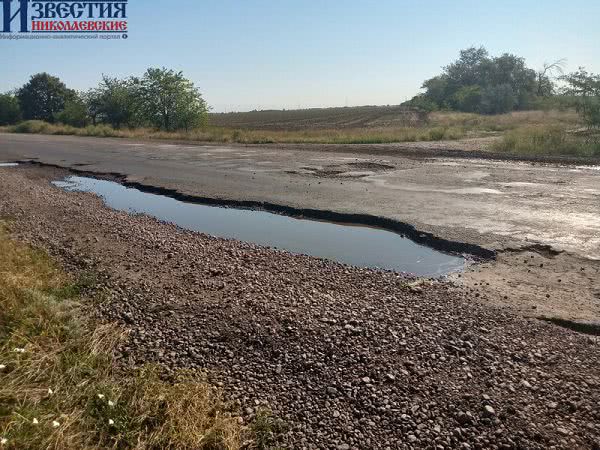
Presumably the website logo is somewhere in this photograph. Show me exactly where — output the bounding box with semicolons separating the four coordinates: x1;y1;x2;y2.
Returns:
1;0;128;39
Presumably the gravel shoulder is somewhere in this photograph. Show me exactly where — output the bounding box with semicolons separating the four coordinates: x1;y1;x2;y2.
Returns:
1;165;599;449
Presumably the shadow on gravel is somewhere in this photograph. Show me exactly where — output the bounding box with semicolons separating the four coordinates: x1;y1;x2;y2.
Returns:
540;317;600;336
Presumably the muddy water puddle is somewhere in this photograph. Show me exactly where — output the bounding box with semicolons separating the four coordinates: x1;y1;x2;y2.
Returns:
52;176;465;276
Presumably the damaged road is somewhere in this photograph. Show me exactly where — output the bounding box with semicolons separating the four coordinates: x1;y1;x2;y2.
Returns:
1;132;599;327
1;165;599;449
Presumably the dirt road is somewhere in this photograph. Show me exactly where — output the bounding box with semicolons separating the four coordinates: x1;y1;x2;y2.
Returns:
1;165;599;449
1;132;599;326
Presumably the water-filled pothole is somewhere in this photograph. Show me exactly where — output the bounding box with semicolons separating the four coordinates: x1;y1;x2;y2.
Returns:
0;162;19;167
52;176;466;276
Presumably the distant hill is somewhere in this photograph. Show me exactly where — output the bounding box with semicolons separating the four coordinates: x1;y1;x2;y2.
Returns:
208;105;425;130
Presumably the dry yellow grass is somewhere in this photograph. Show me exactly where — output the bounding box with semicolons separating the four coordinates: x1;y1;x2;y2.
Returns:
2;120;467;144
492;125;600;157
0;109;586;152
428;110;581;130
0;223;248;449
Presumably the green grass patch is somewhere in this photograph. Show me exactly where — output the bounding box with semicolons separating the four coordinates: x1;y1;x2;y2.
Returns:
492;126;600;157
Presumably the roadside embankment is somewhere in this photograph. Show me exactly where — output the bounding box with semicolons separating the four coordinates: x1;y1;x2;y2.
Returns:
1;165;599;449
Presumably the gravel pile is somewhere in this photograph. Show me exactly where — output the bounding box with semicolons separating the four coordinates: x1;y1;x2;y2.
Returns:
1;166;599;449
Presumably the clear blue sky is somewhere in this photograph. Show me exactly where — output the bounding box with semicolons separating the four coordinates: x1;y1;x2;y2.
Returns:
1;0;599;112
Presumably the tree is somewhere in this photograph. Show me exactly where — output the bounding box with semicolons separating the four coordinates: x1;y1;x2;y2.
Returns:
82;89;102;126
451;86;481;113
561;68;600;128
421;76;449;108
88;76;138;128
55;94;89;127
479;84;516;115
486;53;536;109
0;93;22;125
413;47;547;114
536;59;566;97
137;68;208;131
17;73;75;122
444;47;490;89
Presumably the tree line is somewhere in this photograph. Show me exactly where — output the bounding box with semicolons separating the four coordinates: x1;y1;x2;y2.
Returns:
0;68;209;131
405;47;600;125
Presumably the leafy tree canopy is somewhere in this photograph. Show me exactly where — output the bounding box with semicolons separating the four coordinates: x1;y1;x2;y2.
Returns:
561;68;600;128
136;68;209;131
86;75;138;128
17;73;75;122
406;47;556;115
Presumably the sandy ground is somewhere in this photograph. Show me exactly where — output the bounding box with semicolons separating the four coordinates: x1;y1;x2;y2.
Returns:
1;165;599;449
1;133;599;328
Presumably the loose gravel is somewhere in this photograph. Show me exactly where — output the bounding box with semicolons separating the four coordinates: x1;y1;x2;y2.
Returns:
1;166;599;449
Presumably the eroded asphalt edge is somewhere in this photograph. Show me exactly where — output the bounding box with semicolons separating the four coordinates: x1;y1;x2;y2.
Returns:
12;158;600;334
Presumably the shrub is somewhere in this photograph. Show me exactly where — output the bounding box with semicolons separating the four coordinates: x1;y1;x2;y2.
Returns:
0;94;21;125
55;98;89;127
13;120;51;134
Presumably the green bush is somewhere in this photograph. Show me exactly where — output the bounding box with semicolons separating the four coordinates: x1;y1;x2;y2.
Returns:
0;94;21;125
55;98;89;127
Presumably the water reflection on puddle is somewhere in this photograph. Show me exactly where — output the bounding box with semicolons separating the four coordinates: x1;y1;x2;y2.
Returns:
52;176;465;276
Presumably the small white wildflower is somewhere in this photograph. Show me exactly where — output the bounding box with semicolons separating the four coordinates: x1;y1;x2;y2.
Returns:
0;364;6;370
47;388;54;395
52;420;60;428
32;418;39;425
108;400;115;407
108;419;114;425
97;394;105;400
13;348;25;353
0;437;7;445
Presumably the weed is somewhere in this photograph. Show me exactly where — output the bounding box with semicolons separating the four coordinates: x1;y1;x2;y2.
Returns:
492;125;600;157
0;224;249;449
250;408;287;450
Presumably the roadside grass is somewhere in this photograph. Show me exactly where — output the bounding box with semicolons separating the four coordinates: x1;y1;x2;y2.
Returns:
492;125;600;157
1;110;592;156
218;125;467;144
0;223;249;449
428;110;580;132
1;120;467;144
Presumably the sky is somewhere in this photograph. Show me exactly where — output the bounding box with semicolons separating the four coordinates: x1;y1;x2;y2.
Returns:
1;0;599;112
